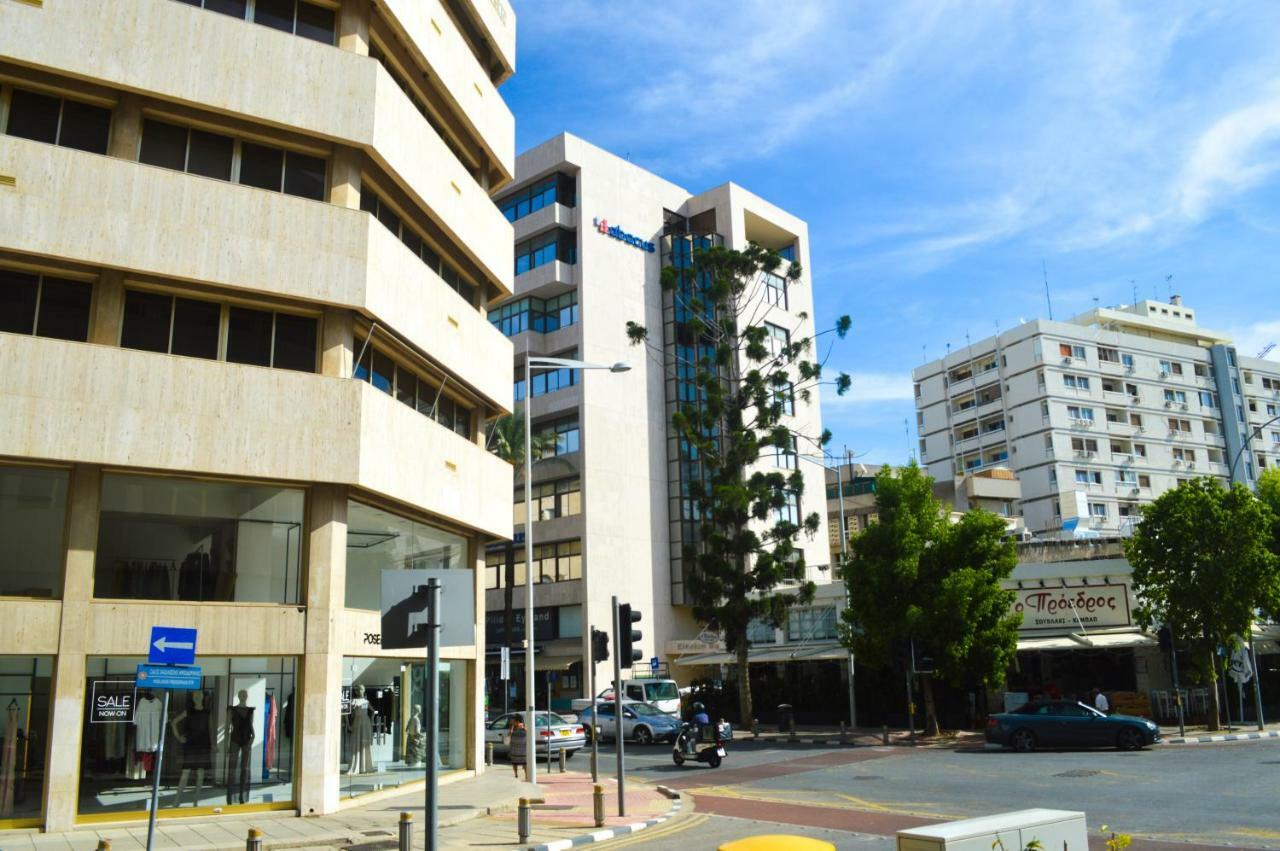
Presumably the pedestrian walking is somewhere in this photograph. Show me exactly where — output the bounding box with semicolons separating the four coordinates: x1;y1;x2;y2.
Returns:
507;717;528;779
1091;687;1109;714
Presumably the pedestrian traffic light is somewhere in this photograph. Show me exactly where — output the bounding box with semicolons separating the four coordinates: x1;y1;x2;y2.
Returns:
592;628;609;664
618;603;642;663
1157;625;1173;654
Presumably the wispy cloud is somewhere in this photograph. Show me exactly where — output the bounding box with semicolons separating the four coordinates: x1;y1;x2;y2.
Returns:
1223;319;1280;361
829;372;914;404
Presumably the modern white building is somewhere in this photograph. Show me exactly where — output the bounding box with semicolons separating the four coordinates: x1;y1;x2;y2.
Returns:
1;0;515;834
914;298;1280;537
485;134;831;711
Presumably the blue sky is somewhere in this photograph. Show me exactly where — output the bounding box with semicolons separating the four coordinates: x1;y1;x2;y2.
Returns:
503;1;1280;464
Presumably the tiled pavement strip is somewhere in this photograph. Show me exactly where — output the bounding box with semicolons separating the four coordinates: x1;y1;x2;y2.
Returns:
0;771;674;851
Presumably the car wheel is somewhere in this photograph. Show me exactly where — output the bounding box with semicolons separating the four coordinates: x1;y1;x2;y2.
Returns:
634;725;653;746
584;726;594;744
1116;728;1145;751
1011;729;1037;753
707;752;722;768
672;751;685;766
565;749;578;759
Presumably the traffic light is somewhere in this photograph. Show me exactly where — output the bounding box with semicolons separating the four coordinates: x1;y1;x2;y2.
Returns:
618;603;643;664
591;628;609;664
1157;626;1173;654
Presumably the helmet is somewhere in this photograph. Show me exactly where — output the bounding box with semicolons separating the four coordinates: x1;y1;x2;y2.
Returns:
691;702;705;713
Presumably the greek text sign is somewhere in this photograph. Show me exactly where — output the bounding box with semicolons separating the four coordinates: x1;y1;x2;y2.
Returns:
1013;583;1130;631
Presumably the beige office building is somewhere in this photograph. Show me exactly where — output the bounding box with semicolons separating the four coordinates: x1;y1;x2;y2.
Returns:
484;134;831;710
0;0;515;834
914;298;1280;537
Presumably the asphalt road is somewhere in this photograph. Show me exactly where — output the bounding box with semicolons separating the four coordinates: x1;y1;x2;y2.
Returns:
585;737;1280;850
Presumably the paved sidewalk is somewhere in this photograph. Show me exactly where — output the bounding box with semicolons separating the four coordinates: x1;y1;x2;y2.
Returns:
1160;720;1280;744
743;726;984;749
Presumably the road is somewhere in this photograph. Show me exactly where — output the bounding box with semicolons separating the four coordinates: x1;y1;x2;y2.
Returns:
586;737;1280;850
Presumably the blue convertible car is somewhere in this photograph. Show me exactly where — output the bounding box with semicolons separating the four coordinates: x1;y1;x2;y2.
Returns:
986;700;1161;751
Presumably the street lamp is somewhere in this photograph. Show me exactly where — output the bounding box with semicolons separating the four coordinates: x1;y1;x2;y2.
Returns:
1228;413;1280;486
522;354;629;782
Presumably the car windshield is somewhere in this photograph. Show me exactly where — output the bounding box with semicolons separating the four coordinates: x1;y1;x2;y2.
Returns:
629;703;663;716
534;714;566;727
646;682;679;700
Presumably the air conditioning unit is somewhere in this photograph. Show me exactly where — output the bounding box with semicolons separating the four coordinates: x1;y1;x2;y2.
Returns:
1062;356;1073;364
1180;403;1189;410
1125;365;1135;374
1186;462;1197;469
1130;396;1141;404
1130;487;1141;495
1163;400;1173;408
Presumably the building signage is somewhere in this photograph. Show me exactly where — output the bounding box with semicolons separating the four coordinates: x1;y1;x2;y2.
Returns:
485;607;557;643
593;218;655;253
90;680;136;724
135;664;203;690
1013;583;1131;632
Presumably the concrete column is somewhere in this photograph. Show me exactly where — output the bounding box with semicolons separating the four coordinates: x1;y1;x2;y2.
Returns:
298;484;348;816
107;93;143;160
321;309;354;379
43;465;101;832
337;0;370;56
89;270;125;346
328;145;362;210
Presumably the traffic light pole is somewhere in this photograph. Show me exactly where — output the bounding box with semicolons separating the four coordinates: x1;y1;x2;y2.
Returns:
588;628;598;783
1167;629;1185;737
612;597;626;816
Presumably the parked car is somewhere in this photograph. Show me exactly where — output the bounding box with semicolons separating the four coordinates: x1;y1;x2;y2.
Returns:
485;711;586;757
986;700;1161;752
577;700;682;745
571;678;682;715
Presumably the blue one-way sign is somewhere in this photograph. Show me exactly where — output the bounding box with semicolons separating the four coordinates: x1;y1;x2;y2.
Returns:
148;626;197;665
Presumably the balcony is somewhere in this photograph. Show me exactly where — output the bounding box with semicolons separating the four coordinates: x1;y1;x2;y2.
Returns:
457;0;517;80
515;260;576;297
0;137;511;408
2;0;513;289
513;202;578;242
961;470;1022;502
0;334;513;539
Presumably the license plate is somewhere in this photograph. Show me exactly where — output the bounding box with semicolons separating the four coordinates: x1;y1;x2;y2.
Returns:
715;747;725;757
559;730;570;736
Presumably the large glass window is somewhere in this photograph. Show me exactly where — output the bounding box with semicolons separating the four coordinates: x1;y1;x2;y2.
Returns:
786;607;837;641
483;540;580;587
340;657;467;799
78;656;296;816
0;656;53;826
4;87;110;155
139;119;326;201
0;269;92;342
345;501;467;610
360;190;478;304
488;291;579;337
0;465;68;598
94;475;304;604
354;345;474;439
513;477;581;526
535;416;580;457
515;352;578;402
173;0;334;43
497;173;576;222
514;229;575;275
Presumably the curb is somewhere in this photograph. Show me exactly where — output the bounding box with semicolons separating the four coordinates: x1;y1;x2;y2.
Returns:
524;785;684;851
1162;730;1280;745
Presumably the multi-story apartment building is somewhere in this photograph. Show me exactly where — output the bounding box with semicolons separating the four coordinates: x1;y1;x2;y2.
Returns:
0;0;515;833
824;462;883;564
914;298;1280;537
485;134;830;710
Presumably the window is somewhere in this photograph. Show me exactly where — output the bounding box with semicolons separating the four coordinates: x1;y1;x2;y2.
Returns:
1075;469;1102;485
0;465;69;597
1116;470;1137;485
95;474;304;603
1129;413;1143;427
1138;474;1151;487
1063;374;1090;390
1163;389;1187;404
515;354;578;401
1059;343;1086;359
355;346;473;438
1070;437;1099;452
774;491;801;525
345;499;465;609
1066;405;1094;421
775;435;798;469
747;619;776;645
515;229;576;274
1269;404;1278;417
488;291;578;336
514;477;582;525
1167;418;1192;433
536;416;580;457
174;0;335;43
1134;443;1147;457
1125;383;1139;396
1199;391;1218;408
497;173;575;222
777;243;798;262
139;119;326;200
787;607;837;641
764;322;790;357
218;305;317;371
360;190;478;304
531;540;582;583
1121;353;1135;369
120;290;220;360
1088;502;1108;518
1272;432;1280;445
0;268;92;341
775;382;796;416
1173;447;1197;462
4;87;111;154
764;272;788;308
1158;360;1183;376
1097;346;1119;363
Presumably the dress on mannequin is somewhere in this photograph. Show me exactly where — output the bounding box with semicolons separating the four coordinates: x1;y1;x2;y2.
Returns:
171;692;212;807
226;691;255;805
347;685;374;775
404;705;424;766
1;700;18;817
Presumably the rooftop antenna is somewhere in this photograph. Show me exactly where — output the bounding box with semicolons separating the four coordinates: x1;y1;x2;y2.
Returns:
1259;343;1277;359
904;418;913;461
1129;279;1137;305
1165;274;1173;300
922;344;927;363
1041;260;1054;320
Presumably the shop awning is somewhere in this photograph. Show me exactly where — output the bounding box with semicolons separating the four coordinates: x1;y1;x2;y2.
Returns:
674;643;848;666
534;655;579;671
1017;629;1155;651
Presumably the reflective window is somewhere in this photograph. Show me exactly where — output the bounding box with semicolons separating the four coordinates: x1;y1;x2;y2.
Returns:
4;87;110;155
535;416;580;457
361;190;478;303
174;0;333;43
227;306;317;371
488;291;578;337
0;269;91;341
514;229;575;275
489;540;581;586
513;477;581;526
344;501;467;610
497;173;576;222
0;656;53;826
354;345;473;439
78;656;296;816
94;474;305;603
0;465;68;598
340;657;467;798
120;291;219;360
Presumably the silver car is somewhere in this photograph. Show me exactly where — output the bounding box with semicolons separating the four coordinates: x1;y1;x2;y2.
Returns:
484;711;586;757
577;701;682;745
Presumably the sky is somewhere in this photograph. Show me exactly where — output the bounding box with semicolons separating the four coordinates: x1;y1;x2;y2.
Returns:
502;1;1280;465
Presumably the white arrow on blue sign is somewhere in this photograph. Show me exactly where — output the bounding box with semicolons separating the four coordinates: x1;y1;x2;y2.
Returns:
148;626;197;665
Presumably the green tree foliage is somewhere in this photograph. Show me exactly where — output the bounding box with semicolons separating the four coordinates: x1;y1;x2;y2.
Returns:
627;243;851;726
840;463;1020;735
1124;477;1279;730
1258;468;1280;573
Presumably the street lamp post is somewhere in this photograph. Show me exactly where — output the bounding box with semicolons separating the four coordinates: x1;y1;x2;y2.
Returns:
1228;413;1280;486
522;354;630;782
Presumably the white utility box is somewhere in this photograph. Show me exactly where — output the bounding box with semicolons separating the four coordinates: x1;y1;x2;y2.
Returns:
898;809;1087;851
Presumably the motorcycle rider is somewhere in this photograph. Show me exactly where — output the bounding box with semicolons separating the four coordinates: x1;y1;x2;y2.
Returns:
684;701;710;754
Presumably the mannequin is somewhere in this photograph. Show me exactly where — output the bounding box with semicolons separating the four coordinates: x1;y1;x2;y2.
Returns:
346;685;374;775
170;691;212;806
404;705;424;767
1;699;18;817
226;690;255;805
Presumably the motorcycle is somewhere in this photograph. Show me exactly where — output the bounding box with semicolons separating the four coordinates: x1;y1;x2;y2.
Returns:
671;721;728;768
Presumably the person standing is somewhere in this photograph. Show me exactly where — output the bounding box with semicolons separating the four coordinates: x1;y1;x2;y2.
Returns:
507;717;527;780
1092;688;1110;714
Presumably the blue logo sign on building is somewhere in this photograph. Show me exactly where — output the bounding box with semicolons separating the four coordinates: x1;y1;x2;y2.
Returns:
148;626;197;665
593;218;655;253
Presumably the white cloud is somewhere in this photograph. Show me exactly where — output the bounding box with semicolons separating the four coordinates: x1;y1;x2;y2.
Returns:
829;372;915;404
1176;91;1280;221
1223;319;1280;360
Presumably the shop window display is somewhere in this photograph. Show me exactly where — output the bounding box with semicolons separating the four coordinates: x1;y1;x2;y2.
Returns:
0;465;68;598
340;657;466;799
344;500;466;610
94;475;304;604
78;657;296;816
0;657;52;827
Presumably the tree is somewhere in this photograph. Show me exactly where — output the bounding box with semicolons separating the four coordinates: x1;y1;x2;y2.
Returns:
1124;477;1279;731
626;242;850;726
487;413;558;670
839;463;1020;736
1258;468;1280;569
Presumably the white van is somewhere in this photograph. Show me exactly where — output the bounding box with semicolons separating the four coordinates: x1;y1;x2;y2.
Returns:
570;678;682;715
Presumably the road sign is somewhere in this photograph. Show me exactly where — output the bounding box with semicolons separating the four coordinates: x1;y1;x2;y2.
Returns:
514;531;526;544
135;664;202;690
500;645;510;680
650;656;660;673
380;569;474;649
1228;646;1254;683
148;626;197;665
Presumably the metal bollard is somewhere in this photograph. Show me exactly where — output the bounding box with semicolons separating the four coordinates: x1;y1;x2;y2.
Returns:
752;718;760;739
558;747;567;773
517;797;544;844
593;784;605;827
246;827;264;851
399;811;413;851
839;722;848;744
882;725;889;745
486;742;494;766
